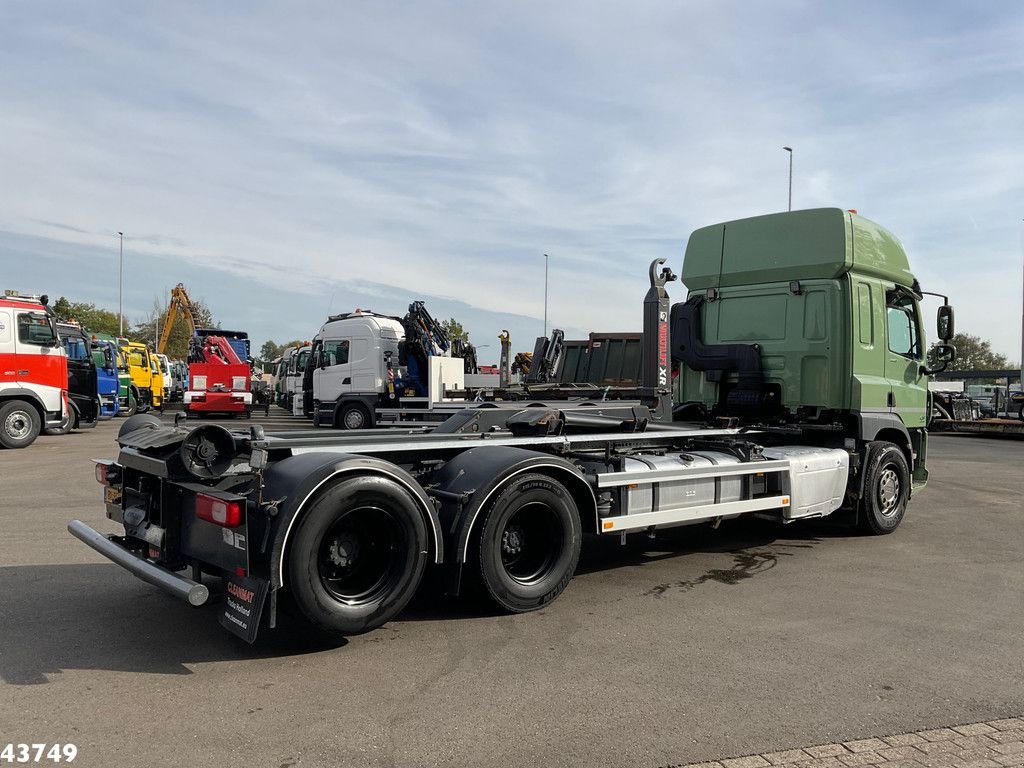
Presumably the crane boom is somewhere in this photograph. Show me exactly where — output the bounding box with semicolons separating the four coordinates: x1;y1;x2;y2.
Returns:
157;283;197;354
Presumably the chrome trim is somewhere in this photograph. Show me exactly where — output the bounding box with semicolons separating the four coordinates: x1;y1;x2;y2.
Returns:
595;459;791;488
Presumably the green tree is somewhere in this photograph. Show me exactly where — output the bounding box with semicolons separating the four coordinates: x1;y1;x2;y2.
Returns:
440;318;469;344
51;297;122;336
929;333;1014;372
259;340;283;362
131;292;216;360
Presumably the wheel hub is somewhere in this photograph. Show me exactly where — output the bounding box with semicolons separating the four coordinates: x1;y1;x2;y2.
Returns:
328;534;360;569
5;411;30;440
502;526;524;557
878;467;901;517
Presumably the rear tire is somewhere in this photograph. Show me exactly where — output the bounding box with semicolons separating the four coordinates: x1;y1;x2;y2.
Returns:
858;442;910;535
0;401;41;449
476;473;582;613
287;476;429;636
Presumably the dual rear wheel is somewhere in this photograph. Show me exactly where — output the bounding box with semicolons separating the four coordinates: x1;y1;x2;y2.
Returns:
286;472;583;636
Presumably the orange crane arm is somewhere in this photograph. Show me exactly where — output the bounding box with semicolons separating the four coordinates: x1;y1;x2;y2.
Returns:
157;283;198;354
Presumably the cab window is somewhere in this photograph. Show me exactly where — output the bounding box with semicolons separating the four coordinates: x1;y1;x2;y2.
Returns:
17;312;56;347
886;292;920;359
62;336;89;361
129;350;147;368
323;340;350;366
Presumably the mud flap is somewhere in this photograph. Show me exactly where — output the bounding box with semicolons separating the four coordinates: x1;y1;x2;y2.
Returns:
219;573;270;643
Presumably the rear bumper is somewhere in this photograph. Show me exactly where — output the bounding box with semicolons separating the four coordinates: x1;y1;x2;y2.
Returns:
67;520;210;606
185;391;252;410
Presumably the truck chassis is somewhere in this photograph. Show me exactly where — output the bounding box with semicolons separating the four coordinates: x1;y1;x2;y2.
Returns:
68;408;895;643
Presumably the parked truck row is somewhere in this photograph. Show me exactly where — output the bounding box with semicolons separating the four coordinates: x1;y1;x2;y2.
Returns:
70;208;957;644
0;283;259;448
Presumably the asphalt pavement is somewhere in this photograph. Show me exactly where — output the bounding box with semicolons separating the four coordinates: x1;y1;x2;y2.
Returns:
1;415;1022;768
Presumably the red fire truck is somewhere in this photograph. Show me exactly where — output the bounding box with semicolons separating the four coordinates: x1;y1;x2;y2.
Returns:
184;335;252;418
0;291;69;448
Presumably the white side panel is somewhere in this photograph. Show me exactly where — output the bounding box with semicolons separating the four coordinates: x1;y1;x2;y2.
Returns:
762;446;849;519
428;357;465;404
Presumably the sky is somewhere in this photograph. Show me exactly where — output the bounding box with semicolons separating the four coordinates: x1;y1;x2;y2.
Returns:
2;1;1023;364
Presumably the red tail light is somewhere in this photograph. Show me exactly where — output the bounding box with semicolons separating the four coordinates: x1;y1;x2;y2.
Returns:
195;493;243;527
94;461;119;486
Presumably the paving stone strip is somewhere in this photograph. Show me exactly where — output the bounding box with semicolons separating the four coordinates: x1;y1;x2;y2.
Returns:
661;718;1024;768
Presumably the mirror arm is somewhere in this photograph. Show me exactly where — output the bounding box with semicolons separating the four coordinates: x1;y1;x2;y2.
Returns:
921;361;949;376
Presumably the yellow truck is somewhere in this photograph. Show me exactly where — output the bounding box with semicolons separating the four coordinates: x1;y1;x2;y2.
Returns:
119;340;161;411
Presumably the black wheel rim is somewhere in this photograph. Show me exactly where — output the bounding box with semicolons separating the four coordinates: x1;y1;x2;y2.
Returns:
499;501;563;586
317;506;405;605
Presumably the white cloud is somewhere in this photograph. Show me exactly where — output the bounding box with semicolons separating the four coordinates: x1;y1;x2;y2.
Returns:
1;0;1022;359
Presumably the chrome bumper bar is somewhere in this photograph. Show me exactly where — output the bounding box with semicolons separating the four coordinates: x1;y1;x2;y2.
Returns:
67;520;209;607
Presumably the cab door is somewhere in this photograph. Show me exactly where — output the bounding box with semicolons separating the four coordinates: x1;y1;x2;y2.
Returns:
62;332;98;423
884;289;927;429
314;339;353;404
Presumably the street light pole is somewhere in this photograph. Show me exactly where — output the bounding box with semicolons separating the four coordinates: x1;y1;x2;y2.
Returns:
118;231;124;336
1019;218;1023;395
783;147;793;211
543;253;549;337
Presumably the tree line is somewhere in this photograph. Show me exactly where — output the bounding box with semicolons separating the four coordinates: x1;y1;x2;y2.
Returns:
929;333;1019;373
51;290;216;361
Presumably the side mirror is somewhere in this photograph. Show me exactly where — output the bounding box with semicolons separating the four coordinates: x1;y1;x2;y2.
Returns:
937;305;954;341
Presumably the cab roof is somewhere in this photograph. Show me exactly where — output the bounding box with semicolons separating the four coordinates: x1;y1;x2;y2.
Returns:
682;208;916;290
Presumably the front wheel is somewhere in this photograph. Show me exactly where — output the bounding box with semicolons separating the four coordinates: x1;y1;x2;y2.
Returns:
858;442;911;535
0;401;41;449
337;403;370;430
287;476;429;636
475;473;582;613
122;392;138;417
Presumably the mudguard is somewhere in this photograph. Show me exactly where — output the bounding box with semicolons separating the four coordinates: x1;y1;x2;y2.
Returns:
262;452;443;589
426;445;597;572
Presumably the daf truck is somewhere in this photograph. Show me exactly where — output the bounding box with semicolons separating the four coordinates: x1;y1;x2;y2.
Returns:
90;337;120;418
53;322;100;432
70;208;954;642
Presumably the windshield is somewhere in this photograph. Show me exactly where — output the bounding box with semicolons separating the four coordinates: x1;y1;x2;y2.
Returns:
61;334;90;361
17;312;56;347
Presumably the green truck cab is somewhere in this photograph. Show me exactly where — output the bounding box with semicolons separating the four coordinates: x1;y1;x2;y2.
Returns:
673;208;954;517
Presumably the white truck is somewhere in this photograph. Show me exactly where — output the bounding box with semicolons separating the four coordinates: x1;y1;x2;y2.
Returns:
306;310;467;429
